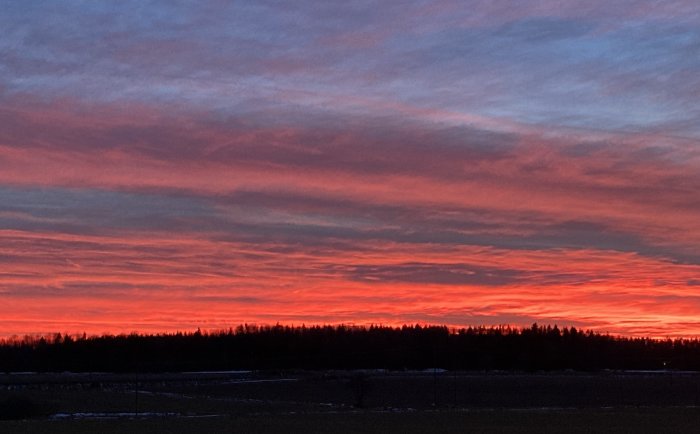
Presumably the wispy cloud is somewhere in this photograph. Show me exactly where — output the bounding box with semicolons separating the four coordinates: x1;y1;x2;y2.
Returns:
1;1;699;336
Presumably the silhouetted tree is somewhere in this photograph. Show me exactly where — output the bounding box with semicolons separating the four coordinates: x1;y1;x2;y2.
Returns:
2;324;700;373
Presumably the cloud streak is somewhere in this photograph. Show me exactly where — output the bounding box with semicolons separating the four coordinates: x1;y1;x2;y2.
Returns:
1;1;699;337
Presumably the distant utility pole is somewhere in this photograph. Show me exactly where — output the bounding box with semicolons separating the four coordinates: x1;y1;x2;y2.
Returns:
453;365;457;407
433;343;438;407
135;371;139;417
134;353;139;418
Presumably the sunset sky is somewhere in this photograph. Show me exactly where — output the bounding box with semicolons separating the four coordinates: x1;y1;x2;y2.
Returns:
2;1;700;337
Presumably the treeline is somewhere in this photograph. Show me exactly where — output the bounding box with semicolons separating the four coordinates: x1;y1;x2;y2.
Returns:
2;324;700;373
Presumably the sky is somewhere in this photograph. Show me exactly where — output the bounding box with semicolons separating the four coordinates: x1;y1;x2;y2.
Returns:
2;1;700;337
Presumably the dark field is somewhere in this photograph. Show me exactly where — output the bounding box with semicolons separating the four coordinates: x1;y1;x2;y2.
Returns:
3;370;700;433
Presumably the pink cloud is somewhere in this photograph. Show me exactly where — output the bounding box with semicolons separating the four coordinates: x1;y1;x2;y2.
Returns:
2;97;700;337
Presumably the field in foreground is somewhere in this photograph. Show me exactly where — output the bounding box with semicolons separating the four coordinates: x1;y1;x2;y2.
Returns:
3;371;700;433
5;408;700;434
